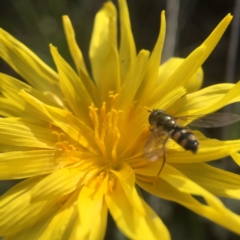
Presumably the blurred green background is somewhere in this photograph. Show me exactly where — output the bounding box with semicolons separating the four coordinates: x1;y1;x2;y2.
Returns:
0;0;240;239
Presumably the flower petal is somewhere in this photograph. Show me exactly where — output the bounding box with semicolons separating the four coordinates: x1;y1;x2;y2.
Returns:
118;0;136;80
0;73;61;106
0;74;41;118
132;136;240;172
106;163;170;240
30;168;82;200
137;11;166;104
0;29;62;96
89;2;120;100
0;143;34;152
31;166;101;201
0;177;58;235
0;97;27;118
3;208;60;240
62;16;99;102
157;57;203;93
62;16;89;78
138;169;240;235
172;162;240;200
18;90;98;154
50;45;94;121
117;50;150;110
0;73;67;119
165;138;240;164
231;152;240;166
0;150;71;179
111;163;146;215
147;11;166;86
151;86;186;111
172;81;240;117
149;46;206;106
71;176;108;240
0;118;55;149
150;14;232;105
34;191;79;240
162;165;240;234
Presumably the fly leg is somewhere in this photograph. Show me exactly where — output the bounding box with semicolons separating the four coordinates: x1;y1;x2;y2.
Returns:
157;136;169;177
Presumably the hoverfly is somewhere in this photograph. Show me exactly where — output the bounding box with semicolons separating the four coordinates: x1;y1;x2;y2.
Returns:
143;109;240;176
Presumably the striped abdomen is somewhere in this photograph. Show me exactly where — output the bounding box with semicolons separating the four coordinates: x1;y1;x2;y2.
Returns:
169;127;198;153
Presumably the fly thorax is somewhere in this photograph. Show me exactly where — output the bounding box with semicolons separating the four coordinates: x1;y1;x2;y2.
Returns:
162;119;177;131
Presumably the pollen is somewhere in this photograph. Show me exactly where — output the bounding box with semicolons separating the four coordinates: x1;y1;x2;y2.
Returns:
89;94;122;166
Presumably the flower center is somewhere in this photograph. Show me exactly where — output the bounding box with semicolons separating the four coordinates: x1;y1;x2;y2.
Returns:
89;93;122;165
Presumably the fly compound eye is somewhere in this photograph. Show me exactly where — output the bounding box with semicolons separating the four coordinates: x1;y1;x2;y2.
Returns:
148;111;154;124
148;110;160;125
148;110;164;125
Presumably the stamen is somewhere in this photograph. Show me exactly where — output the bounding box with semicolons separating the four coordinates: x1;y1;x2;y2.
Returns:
55;141;70;150
107;111;113;133
89;105;99;132
109;93;119;110
100;112;111;141
89;105;108;159
68;144;76;151
100;102;106;121
88;94;122;165
52;131;65;142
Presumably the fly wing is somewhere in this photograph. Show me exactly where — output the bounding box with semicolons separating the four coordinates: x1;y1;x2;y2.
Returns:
143;131;164;161
191;112;240;128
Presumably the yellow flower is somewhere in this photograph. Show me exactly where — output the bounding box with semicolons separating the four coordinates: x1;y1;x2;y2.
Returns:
1;0;240;239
